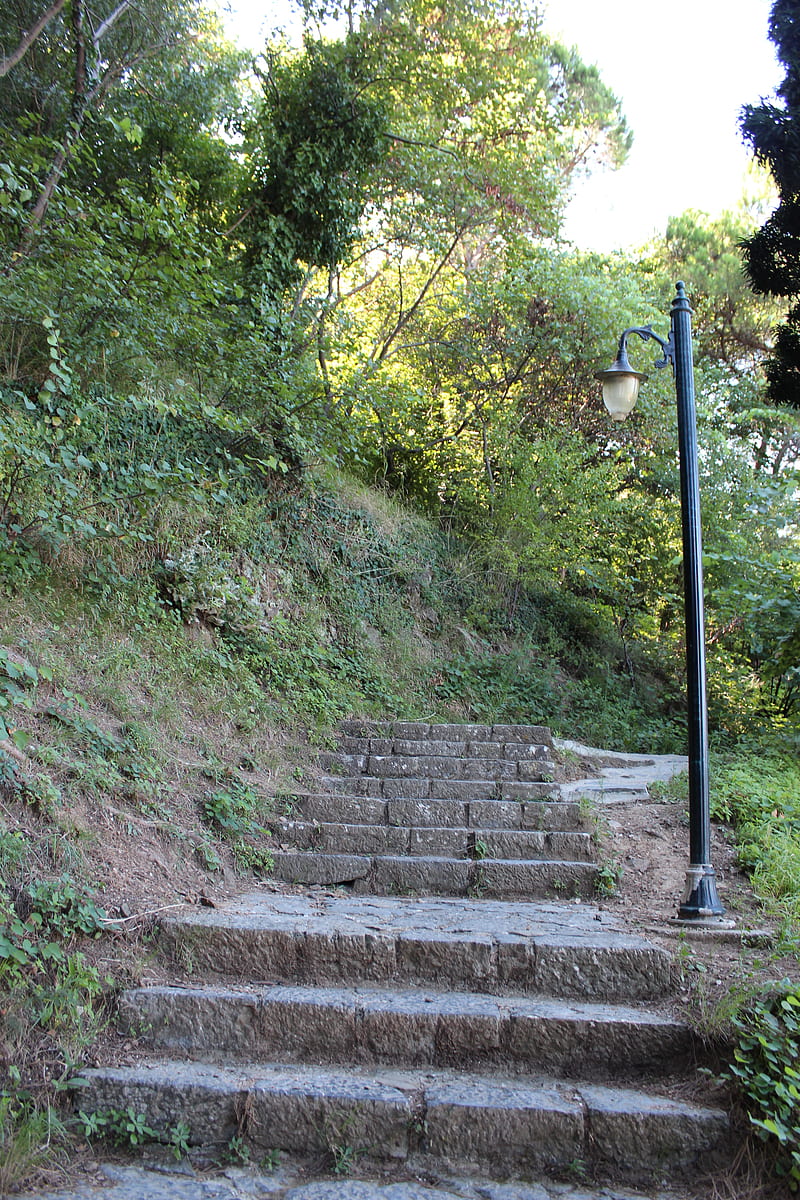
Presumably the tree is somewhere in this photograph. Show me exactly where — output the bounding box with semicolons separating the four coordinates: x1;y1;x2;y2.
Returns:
0;0;215;259
741;0;800;406
240;35;389;293
253;0;632;475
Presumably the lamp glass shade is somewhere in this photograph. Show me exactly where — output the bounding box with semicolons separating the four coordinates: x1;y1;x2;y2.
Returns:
601;371;641;421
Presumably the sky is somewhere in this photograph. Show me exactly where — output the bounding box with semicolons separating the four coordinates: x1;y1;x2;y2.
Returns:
544;0;783;250
220;0;784;252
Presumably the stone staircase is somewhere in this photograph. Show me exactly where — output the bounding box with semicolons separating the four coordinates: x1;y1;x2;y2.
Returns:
269;722;595;899
79;721;729;1191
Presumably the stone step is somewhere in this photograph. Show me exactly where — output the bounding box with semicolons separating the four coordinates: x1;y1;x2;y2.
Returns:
268;850;599;899
318;753;556;783
561;778;650;805
272;820;595;862
285;793;586;831
338;721;555;747
335;739;553;762
159;893;672;1001
320;776;561;802
119;982;694;1078
78;1058;728;1182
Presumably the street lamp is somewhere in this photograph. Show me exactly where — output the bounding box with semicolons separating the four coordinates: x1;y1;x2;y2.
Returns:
595;281;725;921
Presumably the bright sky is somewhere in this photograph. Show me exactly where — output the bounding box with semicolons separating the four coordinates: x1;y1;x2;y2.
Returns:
220;0;784;252
545;0;782;251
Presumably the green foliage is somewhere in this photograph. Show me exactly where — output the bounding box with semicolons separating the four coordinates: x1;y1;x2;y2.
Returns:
0;1094;68;1195
0;645;49;750
201;780;274;875
77;1106;190;1158
244;35;388;287
594;858;623;898
740;0;800;407
710;754;800;925
0;852;111;1186
220;1133;251;1165
721;985;800;1189
202;781;266;839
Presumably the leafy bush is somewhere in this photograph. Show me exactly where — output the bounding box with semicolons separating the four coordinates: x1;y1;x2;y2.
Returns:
722;985;800;1189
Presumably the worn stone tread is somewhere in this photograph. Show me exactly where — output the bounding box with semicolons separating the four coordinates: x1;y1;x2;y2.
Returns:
271;820;594;862
159;893;671;1000
284;795;585;831
337;722;555;746
19;1160;697;1200
120;982;694;1075
22;1161;693;1200
336;738;553;762
79;1058;727;1178
320;777;562;802
268;850;599;898
318;753;556;783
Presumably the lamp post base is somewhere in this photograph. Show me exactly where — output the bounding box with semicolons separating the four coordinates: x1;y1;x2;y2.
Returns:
678;863;725;920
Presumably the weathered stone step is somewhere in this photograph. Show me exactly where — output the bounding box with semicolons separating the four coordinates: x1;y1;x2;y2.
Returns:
120;982;694;1078
318;753;556;783
562;778;650;805
335;741;553;765
79;1058;727;1182
338;721;555;747
320;776;560;802
159;893;671;1001
286;793;585;831
269;850;598;899
273;820;594;862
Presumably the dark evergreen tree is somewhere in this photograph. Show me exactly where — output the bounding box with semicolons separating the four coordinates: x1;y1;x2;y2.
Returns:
741;0;800;406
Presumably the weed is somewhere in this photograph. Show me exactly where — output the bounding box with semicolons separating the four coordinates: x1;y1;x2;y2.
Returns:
0;645;51;749
595;858;623;898
25;874;108;939
469;836;489;861
76;1107;190;1159
331;1142;363;1175
320;1113;367;1176
200;779;274;875
166;1120;191;1161
221;1133;251;1165
231;842;274;874
674;934;709;987
195;839;222;872
649;771;689;805
467;866;488;898
260;1148;281;1171
577;794;598;826
0;1096;68;1195
201;781;267;840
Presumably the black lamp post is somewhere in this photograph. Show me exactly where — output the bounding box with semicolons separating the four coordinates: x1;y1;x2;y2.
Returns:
595;281;724;921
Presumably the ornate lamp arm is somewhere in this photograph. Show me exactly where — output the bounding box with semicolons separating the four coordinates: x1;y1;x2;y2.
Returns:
614;325;674;372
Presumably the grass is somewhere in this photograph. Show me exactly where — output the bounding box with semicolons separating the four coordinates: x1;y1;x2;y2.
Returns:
711;752;800;933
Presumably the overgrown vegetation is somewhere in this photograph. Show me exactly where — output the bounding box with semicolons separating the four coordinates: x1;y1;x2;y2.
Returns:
722;983;800;1191
0;0;799;1191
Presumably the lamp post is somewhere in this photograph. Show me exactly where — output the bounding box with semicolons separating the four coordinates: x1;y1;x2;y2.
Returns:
595;281;724;921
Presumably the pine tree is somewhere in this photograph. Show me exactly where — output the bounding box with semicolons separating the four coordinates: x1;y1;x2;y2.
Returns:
741;0;800;406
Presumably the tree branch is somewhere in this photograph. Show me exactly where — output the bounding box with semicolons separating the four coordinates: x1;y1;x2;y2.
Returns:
375;223;470;364
91;0;135;47
0;0;67;78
